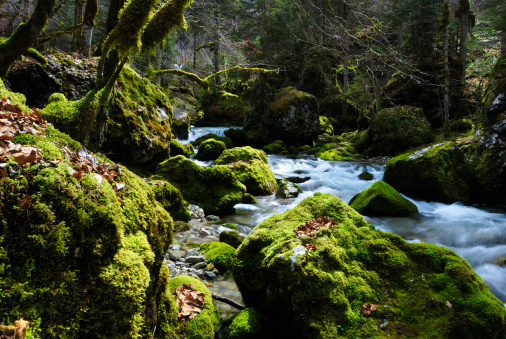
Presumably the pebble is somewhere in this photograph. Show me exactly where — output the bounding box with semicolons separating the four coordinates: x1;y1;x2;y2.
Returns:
199;228;211;237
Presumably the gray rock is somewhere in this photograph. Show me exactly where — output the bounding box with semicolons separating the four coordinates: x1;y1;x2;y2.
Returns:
169;250;185;262
192;262;207;270
199;228;211;237
175;261;189;267
206;215;220;221
185;255;206;264
205;271;217;280
275;179;301;198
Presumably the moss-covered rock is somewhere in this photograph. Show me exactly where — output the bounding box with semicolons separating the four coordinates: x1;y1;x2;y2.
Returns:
224;128;248;147
215;147;277;195
172;108;191;139
384;142;475;204
275;179;301;198
234;193;506;338
317;116;334;135
319;94;361;132
156;155;246;215
191;133;234;149
199;241;236;272
262;140;286;154
450;118;474;133
244;87;319;146
228;308;266;339
468;56;506;206
195;138;227;161
314;141;357;161
150;180;190;221
219;230;245;249
170;138;194;158
300;46;337;98
202;90;247;125
358;171;373;181
349;181;418;216
241;193;257;204
165;275;220;339
369;106;434;156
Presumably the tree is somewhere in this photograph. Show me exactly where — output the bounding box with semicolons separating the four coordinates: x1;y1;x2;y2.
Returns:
80;0;99;57
457;0;473;82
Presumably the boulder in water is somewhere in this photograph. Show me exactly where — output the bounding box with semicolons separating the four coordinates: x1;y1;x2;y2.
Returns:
195;138;227;161
215;146;277;195
224;128;248;147
170;139;194;158
234;193;506;338
349;181;418;216
191;133;234;148
262;140;287;154
384;142;475;204
358;171;373;181
202;90;247;125
156;155;246;215
172;108;191;139
275;179;301;199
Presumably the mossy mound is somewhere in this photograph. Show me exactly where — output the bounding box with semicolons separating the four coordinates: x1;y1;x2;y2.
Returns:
156;155;246;215
219;231;245;249
468;56;506;206
195;138;227;161
228;308;266;339
202;90;247;125
358;171;373;181
215;146;277;195
349;181;418;216
244;87;319;146
450;118;474;133
275;179;301;198
242;193;257;204
0;79;30;112
199;242;236;272
150;180;190;221
369;106;434;156
0;162;174;337
191;133;234;149
262;140;286;154
314;141;357;161
165;275;220;339
170;138;194;158
224;128;248;147
234;193;506;338
384;142;475;204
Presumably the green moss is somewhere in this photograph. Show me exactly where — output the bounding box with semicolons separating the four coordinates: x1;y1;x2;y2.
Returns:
349;181;418;216
156;155;246;215
219;231;245;249
224;223;238;230
165;275;220;339
0;79;30;113
242;193;257;204
200;241;236;272
191;133;233;148
275;179;300;199
202;90;247;125
24;47;48;66
150;180;190;222
195;138;227;161
262;140;286;154
229;308;265;338
234;193;506;338
358;171;373;181
318;116;334;135
215;146;277;195
170;139;194;158
47;92;67;104
314;149;353;161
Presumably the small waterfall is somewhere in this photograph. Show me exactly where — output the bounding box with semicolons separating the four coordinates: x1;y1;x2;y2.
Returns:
179;126;241;143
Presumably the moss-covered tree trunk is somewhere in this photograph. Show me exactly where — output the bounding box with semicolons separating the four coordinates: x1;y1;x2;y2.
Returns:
0;0;56;78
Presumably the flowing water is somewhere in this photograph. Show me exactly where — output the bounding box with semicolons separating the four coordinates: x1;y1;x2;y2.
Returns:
178;128;506;307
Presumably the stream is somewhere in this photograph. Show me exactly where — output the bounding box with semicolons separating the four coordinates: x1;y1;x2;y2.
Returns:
180;127;506;309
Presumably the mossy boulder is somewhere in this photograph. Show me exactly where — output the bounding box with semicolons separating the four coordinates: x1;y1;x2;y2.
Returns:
191;133;234;149
202;90;247;125
384;142;475;204
219;230;245;249
199;242;236;272
262;140;286;154
349;181;418;216
314;141;357;161
170;138;194;158
156;155;246;215
228;308;266;339
234;193;506;338
224;128;248;147
172;108;191;139
468;56;506;206
150;180;191;221
166;275;220;338
275;179;301;198
300;46;337;98
317;116;334;135
369;106;434;156
242;193;257;204
215;147;277;195
358;171;373;181
319;94;361;132
244;87;319;146
195;138;227;161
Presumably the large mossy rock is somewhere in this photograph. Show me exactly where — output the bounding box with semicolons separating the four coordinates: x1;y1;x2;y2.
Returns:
195;138;227;161
172;108;191;139
150;180;191;221
166;275;221;338
156;155;246;215
349;181;418;216
384;142;475;204
468;56;506;206
369;106;434;155
170;139;194;158
202;90;247;125
191;133;234;149
244;87;319;146
215;146;277;195
234;193;506;338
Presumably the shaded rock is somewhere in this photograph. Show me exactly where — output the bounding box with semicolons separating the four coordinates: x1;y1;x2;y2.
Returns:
234;193;506;338
275;179;301;199
369;105;434;156
169;139;194;158
384;142;475;204
358;171;373;181
172;108;190;139
186;256;206;264
202;90;247;125
450;118;474;133
150;180;191;222
262;140;286;154
191;133;234;148
219;230;245;249
215;146;277;195
156;156;246;215
241;193;257;204
349;181;418;216
225;128;248;147
228;308;266;339
195;138;227;161
286;176;311;184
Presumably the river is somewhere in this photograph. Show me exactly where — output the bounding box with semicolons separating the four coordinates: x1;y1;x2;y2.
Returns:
181;127;506;307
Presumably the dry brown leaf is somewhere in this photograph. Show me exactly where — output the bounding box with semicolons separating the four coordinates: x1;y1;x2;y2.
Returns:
174;283;206;321
360;303;377;316
303;243;318;251
0;166;6;178
294;216;337;238
19;194;32;209
14;318;29;339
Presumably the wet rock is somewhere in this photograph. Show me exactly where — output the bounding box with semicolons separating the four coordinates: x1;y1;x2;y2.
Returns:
205;271;217;280
185;256;206;264
275;179;301;199
199;228;211;237
169;250;185;262
172;108;191;139
286;176;311;184
358;171;373;181
219;230;245;249
206;215;220;221
192;262;207;270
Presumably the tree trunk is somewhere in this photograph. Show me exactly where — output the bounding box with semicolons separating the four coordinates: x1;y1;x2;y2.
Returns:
0;0;56;79
502;29;506;57
212;11;221;87
443;0;450;137
458;0;470;82
73;0;84;51
155;43;162;84
79;0;97;57
342;3;350;120
80;24;93;57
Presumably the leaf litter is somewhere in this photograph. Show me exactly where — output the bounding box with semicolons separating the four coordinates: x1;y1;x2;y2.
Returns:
294;216;337;238
174;283;206;321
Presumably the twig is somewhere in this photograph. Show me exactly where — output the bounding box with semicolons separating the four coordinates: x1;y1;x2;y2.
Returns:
211;293;245;310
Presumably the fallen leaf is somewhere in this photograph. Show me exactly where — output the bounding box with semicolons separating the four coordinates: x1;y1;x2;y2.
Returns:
295;216;337;238
19;194;32;209
360;303;377;316
174;283;206;321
